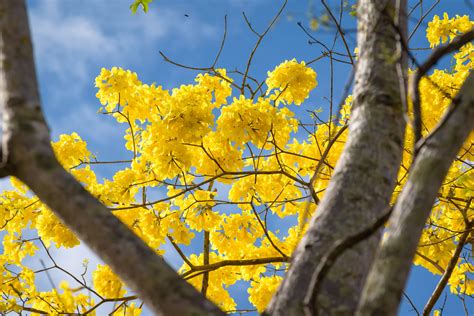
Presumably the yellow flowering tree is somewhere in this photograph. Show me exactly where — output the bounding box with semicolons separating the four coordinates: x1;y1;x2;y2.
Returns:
0;1;473;315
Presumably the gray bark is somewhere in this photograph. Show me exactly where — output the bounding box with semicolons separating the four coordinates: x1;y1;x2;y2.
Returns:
0;1;223;315
356;71;474;316
266;1;407;315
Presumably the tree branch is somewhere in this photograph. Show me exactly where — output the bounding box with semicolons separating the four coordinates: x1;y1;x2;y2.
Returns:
266;1;407;314
0;2;223;315
422;199;473;316
357;72;474;316
412;30;474;154
181;256;289;279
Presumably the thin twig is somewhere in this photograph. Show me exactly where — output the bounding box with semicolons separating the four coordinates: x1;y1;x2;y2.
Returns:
321;0;354;65
422;200;473;316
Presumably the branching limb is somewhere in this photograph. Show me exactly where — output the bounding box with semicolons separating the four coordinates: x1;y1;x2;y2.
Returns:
0;2;224;315
320;0;354;65
357;72;474;316
241;0;288;95
411;30;474;155
181;256;289;279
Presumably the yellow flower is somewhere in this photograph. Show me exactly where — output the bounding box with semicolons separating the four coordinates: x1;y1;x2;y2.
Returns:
426;14;474;47
248;275;282;312
36;206;80;248
310;18;319;30
92;264;126;298
266;59;317;105
52;133;91;169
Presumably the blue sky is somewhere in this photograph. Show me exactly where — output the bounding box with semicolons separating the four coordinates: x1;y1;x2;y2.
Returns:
8;0;472;314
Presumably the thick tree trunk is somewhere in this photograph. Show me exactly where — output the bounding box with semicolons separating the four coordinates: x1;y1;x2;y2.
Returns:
0;1;223;315
357;71;474;316
266;1;407;315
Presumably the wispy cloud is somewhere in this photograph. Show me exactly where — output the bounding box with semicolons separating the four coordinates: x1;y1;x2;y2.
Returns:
30;13;117;83
27;0;218;158
29;0;217;83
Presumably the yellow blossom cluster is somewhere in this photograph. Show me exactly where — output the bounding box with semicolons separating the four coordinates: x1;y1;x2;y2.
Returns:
0;14;472;315
266;59;318;105
426;13;474;47
93;264;126;298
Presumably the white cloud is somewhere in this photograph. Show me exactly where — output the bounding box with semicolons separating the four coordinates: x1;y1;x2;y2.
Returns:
32;18;115;84
29;3;117;88
48;243;100;281
23;239;100;293
29;0;217;85
27;0;219;145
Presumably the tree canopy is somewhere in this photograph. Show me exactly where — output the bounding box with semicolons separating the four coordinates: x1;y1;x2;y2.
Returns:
0;1;473;315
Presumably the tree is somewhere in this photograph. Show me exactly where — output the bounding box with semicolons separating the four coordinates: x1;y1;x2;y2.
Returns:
0;0;472;315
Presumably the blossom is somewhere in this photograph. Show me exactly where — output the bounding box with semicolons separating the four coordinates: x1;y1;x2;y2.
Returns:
266;59;317;105
426;13;473;47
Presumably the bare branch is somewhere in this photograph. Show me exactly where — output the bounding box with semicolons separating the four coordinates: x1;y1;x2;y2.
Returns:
182;256;289;279
0;2;223;315
320;0;355;65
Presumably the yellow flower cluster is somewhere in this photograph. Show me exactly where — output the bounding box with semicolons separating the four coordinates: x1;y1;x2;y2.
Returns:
52;132;91;169
0;14;472;314
266;59;318;105
426;13;474;47
217;96;297;148
93;264;126;298
248;275;282;312
36;206;80;248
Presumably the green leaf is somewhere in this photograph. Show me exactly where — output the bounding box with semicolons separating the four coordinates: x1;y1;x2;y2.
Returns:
130;0;154;14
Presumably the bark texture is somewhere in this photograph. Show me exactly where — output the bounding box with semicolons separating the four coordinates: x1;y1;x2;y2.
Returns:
356;71;474;316
266;1;407;315
0;1;223;315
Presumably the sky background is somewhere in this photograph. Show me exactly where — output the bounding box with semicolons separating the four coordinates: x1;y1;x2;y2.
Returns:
1;0;470;314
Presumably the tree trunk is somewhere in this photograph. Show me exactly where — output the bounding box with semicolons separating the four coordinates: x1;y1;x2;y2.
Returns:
266;1;407;315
